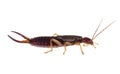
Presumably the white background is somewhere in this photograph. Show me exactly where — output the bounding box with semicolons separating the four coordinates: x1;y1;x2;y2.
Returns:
0;0;120;74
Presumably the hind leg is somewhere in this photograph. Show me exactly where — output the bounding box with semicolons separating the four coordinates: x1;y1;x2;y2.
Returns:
44;38;62;54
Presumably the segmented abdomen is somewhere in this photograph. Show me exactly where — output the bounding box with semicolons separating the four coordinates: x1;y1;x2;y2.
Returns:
29;37;63;47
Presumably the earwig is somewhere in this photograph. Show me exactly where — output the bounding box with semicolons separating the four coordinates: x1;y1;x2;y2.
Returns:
8;20;115;55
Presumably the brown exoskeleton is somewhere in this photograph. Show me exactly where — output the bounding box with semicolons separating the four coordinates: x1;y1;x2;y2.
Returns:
8;20;115;55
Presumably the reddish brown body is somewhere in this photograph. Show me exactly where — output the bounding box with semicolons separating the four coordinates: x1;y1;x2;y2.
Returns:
29;37;64;47
8;20;114;55
8;31;88;54
8;31;84;47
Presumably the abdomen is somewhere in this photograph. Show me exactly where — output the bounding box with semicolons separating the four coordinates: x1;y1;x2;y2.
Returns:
29;37;64;47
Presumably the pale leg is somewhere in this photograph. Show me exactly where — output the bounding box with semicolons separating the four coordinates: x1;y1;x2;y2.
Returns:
63;42;72;55
79;44;84;55
44;38;62;54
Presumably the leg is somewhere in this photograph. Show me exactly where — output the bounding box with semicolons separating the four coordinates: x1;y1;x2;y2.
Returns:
63;42;72;55
75;42;84;55
79;43;84;55
53;33;59;37
44;38;62;54
44;39;53;53
93;44;96;48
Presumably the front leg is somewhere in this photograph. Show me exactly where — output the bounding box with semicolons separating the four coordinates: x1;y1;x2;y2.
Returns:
75;42;84;55
79;43;84;55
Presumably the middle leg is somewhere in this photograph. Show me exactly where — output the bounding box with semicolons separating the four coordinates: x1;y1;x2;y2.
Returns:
63;42;72;55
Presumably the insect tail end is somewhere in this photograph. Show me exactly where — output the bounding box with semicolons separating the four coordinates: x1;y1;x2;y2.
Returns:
8;31;30;43
8;35;30;43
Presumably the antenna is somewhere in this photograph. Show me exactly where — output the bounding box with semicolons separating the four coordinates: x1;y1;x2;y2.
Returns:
92;20;115;40
92;19;103;40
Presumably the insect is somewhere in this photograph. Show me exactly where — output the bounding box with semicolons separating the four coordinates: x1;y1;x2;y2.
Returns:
8;20;115;55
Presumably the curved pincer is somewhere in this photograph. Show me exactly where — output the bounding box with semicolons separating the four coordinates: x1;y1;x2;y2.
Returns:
8;31;30;43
